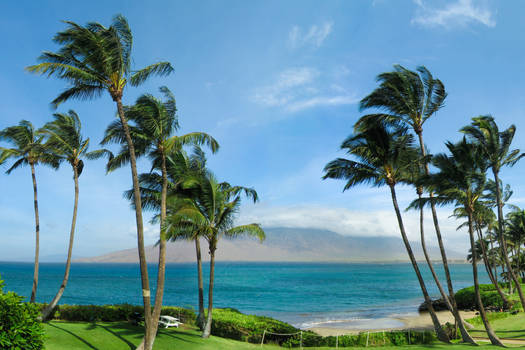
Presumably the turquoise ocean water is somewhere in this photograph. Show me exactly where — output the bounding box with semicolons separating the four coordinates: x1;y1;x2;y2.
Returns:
0;262;488;329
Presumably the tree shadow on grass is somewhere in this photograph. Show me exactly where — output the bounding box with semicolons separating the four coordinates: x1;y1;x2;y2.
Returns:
157;328;201;344
98;324;136;350
48;323;100;350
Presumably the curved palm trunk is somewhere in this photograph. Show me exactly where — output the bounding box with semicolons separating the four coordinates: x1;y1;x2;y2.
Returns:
141;153;169;349
418;191;454;311
195;238;205;329
476;225;509;308
417;131;475;343
115;99;153;350
389;185;449;343
30;162;39;303
202;244;216;338
41;165;80;320
494;171;525;309
467;211;504;346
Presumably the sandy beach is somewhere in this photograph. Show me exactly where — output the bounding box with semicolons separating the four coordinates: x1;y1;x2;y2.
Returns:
309;311;479;336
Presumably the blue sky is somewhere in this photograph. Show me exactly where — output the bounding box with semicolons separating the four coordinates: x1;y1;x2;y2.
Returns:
1;0;524;260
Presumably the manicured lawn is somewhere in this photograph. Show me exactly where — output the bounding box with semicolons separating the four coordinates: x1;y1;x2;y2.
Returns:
468;312;525;340
43;321;281;349
43;321;525;349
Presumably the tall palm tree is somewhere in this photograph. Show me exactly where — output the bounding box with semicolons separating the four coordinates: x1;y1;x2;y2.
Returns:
164;173;265;338
27;15;173;350
101;87;218;339
461;115;525;310
39;111;105;320
323;123;449;343
405;150;459;318
413;138;503;346
0;121;59;303
126;147;211;329
355;65;473;343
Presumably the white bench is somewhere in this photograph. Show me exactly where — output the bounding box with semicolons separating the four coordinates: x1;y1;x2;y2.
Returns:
159;315;180;328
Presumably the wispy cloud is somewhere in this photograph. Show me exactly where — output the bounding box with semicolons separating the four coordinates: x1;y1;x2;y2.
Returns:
412;0;496;28
252;67;358;113
288;21;333;49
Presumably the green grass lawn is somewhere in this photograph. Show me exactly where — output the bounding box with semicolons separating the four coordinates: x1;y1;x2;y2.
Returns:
467;312;525;340
43;321;282;350
43;321;525;350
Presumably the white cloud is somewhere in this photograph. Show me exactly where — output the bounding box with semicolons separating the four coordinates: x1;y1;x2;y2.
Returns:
237;204;470;251
252;67;357;113
288;21;333;49
287;95;360;113
412;0;495;28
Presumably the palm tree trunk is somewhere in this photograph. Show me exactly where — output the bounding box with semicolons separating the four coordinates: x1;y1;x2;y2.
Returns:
416;131;475;343
202;244;216;339
494;171;525;309
195;238;205;329
143;153;169;349
115;99;153;350
30;162;39;303
467;210;504;346
41;165;79;320
418;191;455;311
389;185;449;343
476;225;509;308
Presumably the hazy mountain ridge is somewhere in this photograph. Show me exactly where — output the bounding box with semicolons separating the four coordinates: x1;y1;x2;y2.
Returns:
75;227;466;263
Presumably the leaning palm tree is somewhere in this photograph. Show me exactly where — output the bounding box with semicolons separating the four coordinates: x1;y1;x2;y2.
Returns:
164;173;265;338
461;115;525;310
0;121;59;303
355;65;474;343
39;111;105;320
323;123;449;343
102;86;218;338
412;138;503;346
27;15;173;350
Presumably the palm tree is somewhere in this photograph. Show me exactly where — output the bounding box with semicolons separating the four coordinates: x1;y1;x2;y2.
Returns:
413;138;503;346
164;173;265;338
27;15;173;350
0;121;59;303
355;65;473;343
126;148;211;329
323;123;449;343
39;111;105;320
506;208;525;282
452;205;510;308
101;86;218;338
461;115;525;310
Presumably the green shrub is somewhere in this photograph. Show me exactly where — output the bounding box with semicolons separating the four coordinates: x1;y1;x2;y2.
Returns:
46;303;196;324
455;284;504;309
211;308;297;344
0;276;45;350
210;308;435;347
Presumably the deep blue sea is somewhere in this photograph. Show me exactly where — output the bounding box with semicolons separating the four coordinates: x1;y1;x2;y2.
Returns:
0;262;488;329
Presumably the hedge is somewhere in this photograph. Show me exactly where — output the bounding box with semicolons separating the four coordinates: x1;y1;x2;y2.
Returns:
42;303;196;324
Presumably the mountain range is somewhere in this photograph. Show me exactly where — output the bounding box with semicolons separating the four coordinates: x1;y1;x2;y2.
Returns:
75;227;466;263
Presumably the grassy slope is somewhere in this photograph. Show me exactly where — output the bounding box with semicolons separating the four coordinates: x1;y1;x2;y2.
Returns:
44;321;525;350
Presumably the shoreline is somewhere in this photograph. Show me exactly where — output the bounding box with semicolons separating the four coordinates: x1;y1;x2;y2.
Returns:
308;310;478;336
